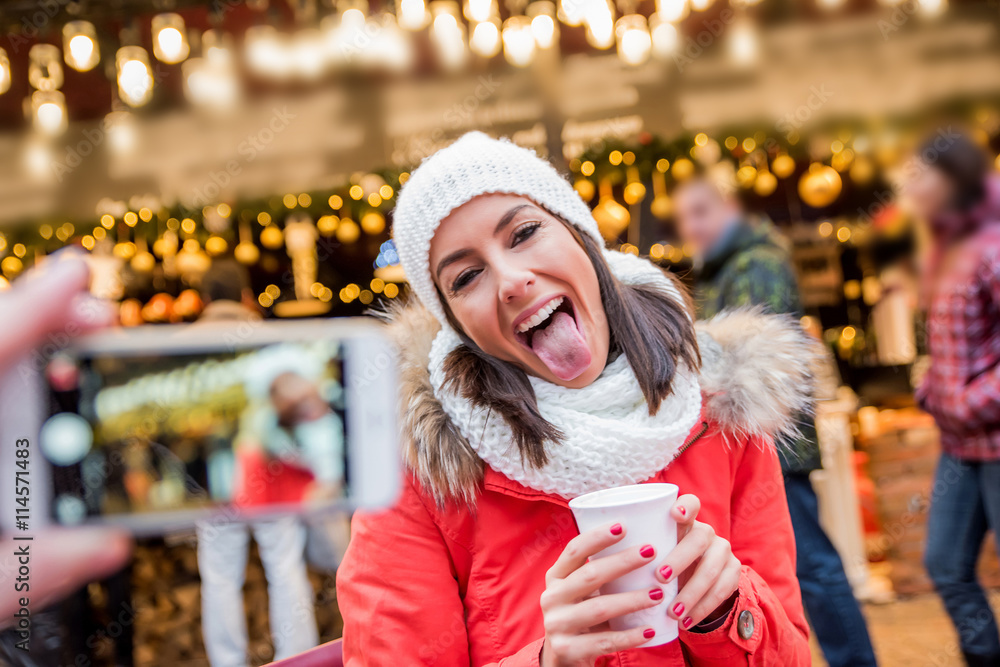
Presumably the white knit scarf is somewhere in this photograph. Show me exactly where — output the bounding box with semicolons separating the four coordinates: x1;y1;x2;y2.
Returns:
427;251;703;499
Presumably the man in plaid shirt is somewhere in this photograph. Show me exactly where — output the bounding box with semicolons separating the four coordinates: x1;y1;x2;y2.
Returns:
913;131;1000;667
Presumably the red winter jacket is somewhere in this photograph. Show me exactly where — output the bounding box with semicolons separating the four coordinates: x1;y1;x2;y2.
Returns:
337;306;814;666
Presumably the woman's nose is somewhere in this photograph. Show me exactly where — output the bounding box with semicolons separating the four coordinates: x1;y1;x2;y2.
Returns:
496;264;535;303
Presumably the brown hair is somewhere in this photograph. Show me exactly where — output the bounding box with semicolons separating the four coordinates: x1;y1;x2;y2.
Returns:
438;223;700;469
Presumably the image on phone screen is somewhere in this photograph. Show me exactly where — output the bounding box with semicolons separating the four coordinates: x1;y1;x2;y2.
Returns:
40;338;350;529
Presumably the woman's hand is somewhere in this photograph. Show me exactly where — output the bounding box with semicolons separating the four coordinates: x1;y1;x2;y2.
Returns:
539;522;664;667
655;494;741;630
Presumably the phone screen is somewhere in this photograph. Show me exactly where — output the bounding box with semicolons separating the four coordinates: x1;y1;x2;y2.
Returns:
41;338;349;527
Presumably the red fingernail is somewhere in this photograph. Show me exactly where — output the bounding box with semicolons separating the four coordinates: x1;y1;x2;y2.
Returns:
678;506;686;517
649;588;663;601
672;602;685;616
610;523;623;535
682;617;693;628
640;545;655;558
659;565;672;580
643;628;656;639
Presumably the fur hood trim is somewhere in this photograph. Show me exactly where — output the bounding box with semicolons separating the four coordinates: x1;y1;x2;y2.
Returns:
378;300;816;507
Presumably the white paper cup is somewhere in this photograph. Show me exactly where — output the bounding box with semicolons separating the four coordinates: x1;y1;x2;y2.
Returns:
568;483;679;647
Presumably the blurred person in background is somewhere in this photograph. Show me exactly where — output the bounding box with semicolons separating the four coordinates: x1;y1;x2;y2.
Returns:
191;262;321;666
906;131;1000;667
674;176;878;667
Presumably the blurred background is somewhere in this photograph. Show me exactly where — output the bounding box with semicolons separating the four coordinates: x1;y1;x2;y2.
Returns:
1;0;999;663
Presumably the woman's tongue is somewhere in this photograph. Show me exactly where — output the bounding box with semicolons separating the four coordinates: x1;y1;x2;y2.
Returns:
529;311;592;381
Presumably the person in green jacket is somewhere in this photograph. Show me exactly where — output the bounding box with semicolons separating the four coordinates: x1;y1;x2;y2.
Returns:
674;176;877;667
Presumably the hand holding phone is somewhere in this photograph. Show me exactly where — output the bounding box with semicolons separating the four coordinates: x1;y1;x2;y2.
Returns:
0;250;128;631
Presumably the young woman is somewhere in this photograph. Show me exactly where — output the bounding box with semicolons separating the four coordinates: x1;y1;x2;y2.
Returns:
337;132;814;666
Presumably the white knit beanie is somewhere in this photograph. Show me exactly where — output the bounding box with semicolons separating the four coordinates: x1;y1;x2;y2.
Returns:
392;131;604;325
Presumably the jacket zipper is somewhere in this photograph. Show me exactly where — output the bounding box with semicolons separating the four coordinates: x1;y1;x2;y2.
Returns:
674;421;709;459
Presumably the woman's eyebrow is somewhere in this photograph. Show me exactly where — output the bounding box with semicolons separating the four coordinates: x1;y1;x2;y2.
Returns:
435;204;534;280
493;204;531;236
435;248;472;282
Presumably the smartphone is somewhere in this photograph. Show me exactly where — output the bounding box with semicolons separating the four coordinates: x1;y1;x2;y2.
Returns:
2;318;399;536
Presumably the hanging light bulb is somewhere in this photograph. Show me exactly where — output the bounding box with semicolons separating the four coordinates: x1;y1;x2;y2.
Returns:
246;25;292;79
183;56;240;111
0;49;10;95
63;21;100;72
582;0;615;49
526;1;559;49
105;110;137;155
399;0;431;29
615;15;651;65
430;1;468;70
368;13;414;71
727;17;759;67
29;44;64;91
470;18;501;57
116;47;154;107
918;0;947;17
655;0;688;22
558;0;587;27
649;13;678;58
202;30;235;67
292;28;326;79
464;0;496;23
502;16;536;66
32;90;68;137
152;13;190;64
690;0;713;10
24;137;54;181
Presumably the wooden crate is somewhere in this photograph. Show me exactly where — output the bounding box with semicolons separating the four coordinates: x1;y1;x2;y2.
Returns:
861;416;1000;595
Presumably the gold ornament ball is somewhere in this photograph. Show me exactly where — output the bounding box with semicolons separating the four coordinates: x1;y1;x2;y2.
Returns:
113;242;136;260
798;164;842;208
592;198;630;242
736;165;757;189
1;256;23;279
318;215;339;236
574;178;596;201
850;157;875;185
772;154;796;179
361;211;386;235
650;193;672;220
753;171;778;197
205;236;228;256
336;219;361;244
131;251;156;273
235;241;260;265
623;181;647;205
671;158;695;181
260;224;284;249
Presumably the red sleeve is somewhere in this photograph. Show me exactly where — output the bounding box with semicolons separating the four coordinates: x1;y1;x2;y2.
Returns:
336;476;545;667
679;434;811;666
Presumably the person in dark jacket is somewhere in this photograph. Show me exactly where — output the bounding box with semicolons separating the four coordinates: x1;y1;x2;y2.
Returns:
675;176;878;667
908;131;1000;667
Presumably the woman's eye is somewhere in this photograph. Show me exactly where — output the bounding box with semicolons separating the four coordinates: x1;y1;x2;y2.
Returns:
451;269;480;292
512;221;541;246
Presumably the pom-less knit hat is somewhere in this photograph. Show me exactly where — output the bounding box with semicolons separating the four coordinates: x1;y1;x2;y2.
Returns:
392;131;604;325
